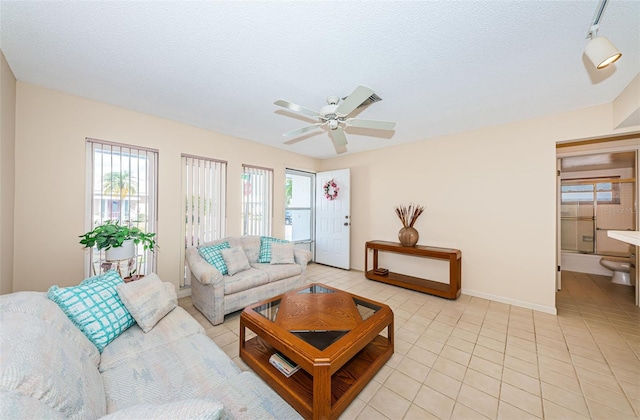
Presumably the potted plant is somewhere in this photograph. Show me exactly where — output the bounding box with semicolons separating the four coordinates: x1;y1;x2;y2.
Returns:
79;220;157;261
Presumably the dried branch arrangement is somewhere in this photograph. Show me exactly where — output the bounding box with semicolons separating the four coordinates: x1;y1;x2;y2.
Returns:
395;204;425;228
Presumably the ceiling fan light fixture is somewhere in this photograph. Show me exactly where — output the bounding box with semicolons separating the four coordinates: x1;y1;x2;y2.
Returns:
328;119;339;130
585;34;622;69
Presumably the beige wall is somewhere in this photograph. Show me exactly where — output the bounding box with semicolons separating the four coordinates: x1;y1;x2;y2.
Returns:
1;50;16;295
13;82;319;292
320;104;639;314
11;80;640;314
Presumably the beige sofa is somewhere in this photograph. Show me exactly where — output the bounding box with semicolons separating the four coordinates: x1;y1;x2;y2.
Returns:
186;235;312;325
0;285;302;418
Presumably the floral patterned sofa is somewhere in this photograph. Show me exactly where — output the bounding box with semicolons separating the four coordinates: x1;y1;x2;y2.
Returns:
186;235;312;326
0;273;301;419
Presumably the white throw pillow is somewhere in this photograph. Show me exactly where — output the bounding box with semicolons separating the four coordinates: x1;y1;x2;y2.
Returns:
220;247;251;276
270;242;295;264
116;273;177;333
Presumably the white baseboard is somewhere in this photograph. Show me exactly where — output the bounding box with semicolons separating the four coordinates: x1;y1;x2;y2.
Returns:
462;288;557;315
177;287;191;299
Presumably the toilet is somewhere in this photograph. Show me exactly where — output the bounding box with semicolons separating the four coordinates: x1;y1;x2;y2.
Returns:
599;257;632;286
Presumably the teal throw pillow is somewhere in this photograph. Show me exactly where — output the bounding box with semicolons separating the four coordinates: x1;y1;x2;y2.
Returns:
258;236;289;263
198;242;231;275
47;270;135;352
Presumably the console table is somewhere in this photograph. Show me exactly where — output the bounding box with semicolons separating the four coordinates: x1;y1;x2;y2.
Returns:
365;241;462;299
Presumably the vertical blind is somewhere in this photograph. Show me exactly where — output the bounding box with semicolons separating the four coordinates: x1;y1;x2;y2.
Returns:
85;139;158;278
242;164;273;236
182;155;227;287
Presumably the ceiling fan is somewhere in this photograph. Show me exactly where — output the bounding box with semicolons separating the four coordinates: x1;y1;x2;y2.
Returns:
274;85;396;154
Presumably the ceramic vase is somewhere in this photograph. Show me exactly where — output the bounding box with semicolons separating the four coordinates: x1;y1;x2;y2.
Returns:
398;227;419;247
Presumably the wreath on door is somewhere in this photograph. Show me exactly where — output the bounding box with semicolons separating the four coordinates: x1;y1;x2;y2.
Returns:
323;179;339;200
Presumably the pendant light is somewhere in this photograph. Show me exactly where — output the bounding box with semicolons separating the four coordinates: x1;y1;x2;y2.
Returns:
585;0;622;69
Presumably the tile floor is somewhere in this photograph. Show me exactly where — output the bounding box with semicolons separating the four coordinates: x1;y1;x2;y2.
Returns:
178;265;639;419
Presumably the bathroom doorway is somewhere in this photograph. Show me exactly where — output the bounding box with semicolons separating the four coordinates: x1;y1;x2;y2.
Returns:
556;136;639;306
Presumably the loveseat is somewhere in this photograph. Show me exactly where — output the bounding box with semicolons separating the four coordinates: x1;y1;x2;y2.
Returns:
186;235;312;325
0;272;302;419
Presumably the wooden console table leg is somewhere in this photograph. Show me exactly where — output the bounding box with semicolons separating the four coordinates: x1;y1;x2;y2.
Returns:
373;249;379;270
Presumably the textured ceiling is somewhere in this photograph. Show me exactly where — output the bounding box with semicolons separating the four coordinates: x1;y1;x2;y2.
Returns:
1;1;639;159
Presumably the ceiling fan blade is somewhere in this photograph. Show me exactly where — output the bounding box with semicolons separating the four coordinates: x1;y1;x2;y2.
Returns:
283;123;323;138
336;85;375;116
346;118;396;131
330;126;348;147
274;100;320;119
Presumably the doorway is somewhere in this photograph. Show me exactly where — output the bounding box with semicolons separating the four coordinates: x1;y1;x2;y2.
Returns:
556;137;639;307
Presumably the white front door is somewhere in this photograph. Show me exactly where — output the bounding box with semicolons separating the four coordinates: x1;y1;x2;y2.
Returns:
315;169;350;269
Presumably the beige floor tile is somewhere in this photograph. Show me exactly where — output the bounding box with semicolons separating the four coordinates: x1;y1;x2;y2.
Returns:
505;342;538;363
395;355;430;383
541;382;590;417
423;327;451;344
446;335;476;353
424;369;462;400
369;386;411;419
463;368;501;398
542;399;591;420
415;335;445;354
403;403;440;420
432;356;467;381
575;364;625;392
339;397;366;420
457;383;499;419
441;344;472;367
357;376;383;403
538;354;575;377
539;366;582;394
585;398;639;420
480;326;507;343
472;344;504;365
354;404;388;420
414;385;455;419
500;382;543;417
536;343;572;363
580;380;636;415
477;335;506;353
469;355;503;380
451;402;492;420
394;337;413;355
503;354;538;379
396;328;420;345
383;370;421;401
405;344;438;367
502;367;541;396
497;401;541;420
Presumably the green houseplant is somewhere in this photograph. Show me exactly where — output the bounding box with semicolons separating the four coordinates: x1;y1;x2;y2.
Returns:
79;220;157;258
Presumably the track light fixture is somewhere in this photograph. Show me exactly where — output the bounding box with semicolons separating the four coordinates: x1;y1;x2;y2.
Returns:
585;0;622;69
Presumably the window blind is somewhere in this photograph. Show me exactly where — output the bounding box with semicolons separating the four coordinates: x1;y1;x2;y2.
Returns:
242;164;273;236
182;154;227;287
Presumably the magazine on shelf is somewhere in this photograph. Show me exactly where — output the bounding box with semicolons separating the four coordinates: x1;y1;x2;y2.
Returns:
269;353;300;378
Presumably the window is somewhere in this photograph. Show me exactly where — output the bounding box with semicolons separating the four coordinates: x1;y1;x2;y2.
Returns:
285;169;315;258
182;155;227;287
561;178;620;204
241;165;273;235
85;139;158;278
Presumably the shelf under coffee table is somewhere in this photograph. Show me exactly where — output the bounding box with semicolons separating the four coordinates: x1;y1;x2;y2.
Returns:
240;283;394;420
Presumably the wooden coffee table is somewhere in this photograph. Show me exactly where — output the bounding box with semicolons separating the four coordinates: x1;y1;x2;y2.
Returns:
240;283;394;420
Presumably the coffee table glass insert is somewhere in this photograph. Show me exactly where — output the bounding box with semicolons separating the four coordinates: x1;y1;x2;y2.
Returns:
240;283;394;420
